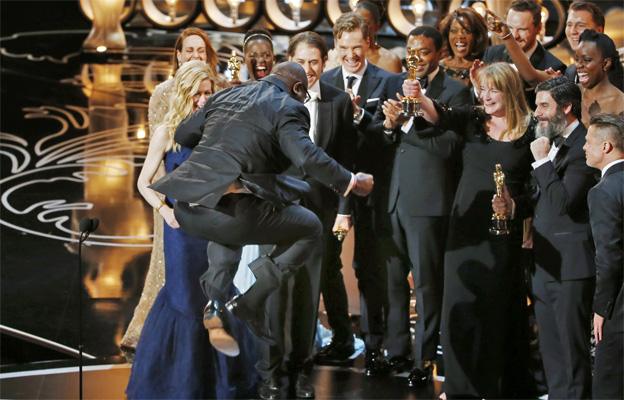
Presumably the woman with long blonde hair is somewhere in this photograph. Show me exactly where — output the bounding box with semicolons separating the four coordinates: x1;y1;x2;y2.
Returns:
396;62;536;397
126;61;246;399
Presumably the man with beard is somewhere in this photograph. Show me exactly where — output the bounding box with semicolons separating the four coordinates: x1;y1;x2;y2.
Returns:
494;76;597;398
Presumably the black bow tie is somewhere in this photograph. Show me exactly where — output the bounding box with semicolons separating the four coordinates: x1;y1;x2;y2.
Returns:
418;76;429;90
552;135;564;147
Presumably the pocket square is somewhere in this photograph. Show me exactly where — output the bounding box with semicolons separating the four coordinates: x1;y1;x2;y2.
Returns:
366;98;379;103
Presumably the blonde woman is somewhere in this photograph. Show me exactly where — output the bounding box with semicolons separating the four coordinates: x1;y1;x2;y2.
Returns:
121;27;222;356
126;61;235;399
402;62;536;397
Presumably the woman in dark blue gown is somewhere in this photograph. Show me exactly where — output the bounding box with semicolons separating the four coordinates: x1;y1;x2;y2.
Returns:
401;62;535;398
126;60;257;399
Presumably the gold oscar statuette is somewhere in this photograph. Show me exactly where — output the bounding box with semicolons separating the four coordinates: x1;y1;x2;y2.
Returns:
490;163;511;236
227;50;242;83
401;47;424;117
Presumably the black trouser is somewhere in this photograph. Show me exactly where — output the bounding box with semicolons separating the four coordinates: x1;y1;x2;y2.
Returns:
532;275;594;399
381;204;447;365
174;195;322;304
256;207;331;381
593;311;623;399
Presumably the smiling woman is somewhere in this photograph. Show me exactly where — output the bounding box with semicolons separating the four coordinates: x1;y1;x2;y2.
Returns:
243;29;275;81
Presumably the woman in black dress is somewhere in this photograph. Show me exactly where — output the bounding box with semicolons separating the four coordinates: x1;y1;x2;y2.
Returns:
403;62;535;398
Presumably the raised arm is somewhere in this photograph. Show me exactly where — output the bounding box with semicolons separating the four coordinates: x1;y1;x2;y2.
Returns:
485;11;560;86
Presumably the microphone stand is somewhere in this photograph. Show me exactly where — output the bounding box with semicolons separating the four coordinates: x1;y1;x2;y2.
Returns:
77;230;89;400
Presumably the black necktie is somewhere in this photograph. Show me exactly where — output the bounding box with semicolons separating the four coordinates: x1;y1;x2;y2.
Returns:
418;76;429;90
552;135;564;148
346;75;357;90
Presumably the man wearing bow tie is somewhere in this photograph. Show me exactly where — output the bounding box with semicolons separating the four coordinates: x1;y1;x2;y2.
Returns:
372;26;471;387
494;77;597;398
255;32;357;400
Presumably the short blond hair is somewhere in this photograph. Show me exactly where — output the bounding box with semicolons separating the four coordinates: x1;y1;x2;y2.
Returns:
477;63;531;140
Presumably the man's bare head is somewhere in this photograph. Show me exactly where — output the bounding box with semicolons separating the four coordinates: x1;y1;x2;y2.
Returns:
272;61;308;103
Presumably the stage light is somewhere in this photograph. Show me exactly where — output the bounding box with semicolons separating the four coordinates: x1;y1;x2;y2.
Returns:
136;126;146;139
411;0;427;27
285;0;304;26
471;1;487;18
164;0;177;21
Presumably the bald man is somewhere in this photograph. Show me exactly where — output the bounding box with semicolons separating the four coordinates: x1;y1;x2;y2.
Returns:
151;62;374;359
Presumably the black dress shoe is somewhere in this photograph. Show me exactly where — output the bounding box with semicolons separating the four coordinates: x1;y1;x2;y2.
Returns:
203;300;240;357
225;294;275;345
258;378;281;400
407;364;433;388
294;373;315;399
314;340;355;365
388;355;413;373
364;349;391;376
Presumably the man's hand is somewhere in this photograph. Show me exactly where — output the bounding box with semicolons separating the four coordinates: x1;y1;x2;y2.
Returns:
332;214;353;234
402;79;423;99
382;98;405;130
348;90;362;120
491;184;513;218
594;313;605;344
352;172;374;196
530;136;551;161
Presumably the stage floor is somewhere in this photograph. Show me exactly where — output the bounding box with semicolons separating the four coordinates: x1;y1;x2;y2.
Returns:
0;29;442;398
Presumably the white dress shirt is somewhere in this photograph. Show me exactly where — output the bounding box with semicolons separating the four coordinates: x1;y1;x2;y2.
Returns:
305;80;321;143
342;60;367;96
601;159;624;177
532;119;580;169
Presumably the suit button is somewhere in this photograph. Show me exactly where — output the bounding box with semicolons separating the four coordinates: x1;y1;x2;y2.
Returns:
400;149;405;153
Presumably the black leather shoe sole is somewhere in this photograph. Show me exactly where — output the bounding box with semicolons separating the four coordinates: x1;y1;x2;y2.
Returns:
226;295;276;345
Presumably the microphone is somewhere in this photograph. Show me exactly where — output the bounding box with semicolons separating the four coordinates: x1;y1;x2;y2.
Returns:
79;217;99;242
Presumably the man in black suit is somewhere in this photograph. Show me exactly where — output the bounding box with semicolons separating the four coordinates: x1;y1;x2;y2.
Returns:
494;77;597;398
584;114;624;399
150;63;374;364
483;0;566;106
372;26;471;387
317;12;397;375
255;33;357;400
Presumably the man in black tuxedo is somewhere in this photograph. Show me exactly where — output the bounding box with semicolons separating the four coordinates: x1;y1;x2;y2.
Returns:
372;26;471;387
150;63;374;365
584;114;624;399
317;12;397;375
483;0;566;107
255;33;357;400
495;77;597;398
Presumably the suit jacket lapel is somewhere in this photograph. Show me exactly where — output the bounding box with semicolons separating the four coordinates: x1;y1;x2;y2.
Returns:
554;123;583;171
330;68;344;91
316;83;333;150
358;64;381;100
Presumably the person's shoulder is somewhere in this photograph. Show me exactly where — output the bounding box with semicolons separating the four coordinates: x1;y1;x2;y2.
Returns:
153;78;174;96
368;62;398;79
542;47;566;69
321;66;341;82
320;80;348;101
483;44;505;61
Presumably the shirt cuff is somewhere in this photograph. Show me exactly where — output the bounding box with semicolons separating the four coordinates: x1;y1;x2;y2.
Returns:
531;157;551;170
401;117;414;134
353;108;364;125
343;173;356;197
336;214;352;218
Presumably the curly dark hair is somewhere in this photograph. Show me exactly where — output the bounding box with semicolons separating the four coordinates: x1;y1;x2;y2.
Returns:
438;7;488;61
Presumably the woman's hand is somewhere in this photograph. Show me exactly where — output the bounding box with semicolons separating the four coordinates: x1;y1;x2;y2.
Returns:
160;206;180;229
469;59;485;90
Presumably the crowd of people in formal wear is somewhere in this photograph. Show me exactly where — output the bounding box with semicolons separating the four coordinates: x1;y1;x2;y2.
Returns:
120;1;623;399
